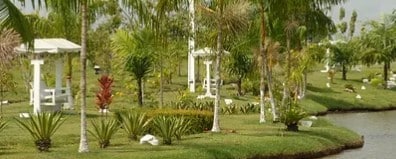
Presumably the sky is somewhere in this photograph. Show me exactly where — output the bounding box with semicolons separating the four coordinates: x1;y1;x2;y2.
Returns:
330;0;396;34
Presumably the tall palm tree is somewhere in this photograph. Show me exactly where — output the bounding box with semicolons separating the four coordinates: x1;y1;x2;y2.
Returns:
199;0;251;132
360;15;396;86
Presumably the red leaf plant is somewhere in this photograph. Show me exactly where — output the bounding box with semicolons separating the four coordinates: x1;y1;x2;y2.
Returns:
96;75;113;112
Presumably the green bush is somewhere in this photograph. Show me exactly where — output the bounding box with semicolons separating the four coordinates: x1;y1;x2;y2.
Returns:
370;78;383;88
280;103;307;131
239;103;257;114
222;104;237;115
116;111;151;141
15;112;65;152
147;109;213;133
89;119;119;148
152;116;179;145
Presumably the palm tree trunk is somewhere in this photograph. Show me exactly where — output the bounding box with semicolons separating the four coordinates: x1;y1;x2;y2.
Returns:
211;6;223;133
259;3;266;123
342;64;347;80
384;62;389;88
137;79;143;107
237;78;242;96
78;0;89;153
266;65;278;121
281;38;291;108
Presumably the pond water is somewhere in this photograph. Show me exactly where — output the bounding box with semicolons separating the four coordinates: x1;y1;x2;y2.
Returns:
322;110;396;159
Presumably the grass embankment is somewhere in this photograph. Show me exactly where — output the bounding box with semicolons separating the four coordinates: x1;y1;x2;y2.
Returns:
0;102;363;159
301;65;396;115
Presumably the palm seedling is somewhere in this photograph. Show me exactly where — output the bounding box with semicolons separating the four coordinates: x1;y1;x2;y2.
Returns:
15;112;65;152
88;119;119;148
118;111;151;141
174;117;192;140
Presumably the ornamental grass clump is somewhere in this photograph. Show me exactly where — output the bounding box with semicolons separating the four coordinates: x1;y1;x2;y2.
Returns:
152;116;190;145
280;102;307;131
15;113;65;152
117;111;151;141
89;119;119;148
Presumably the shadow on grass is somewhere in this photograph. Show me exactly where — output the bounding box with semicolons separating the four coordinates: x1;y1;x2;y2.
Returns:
307;85;340;94
307;94;354;110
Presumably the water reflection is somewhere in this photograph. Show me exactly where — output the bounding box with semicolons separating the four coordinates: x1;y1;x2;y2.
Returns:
322;111;396;159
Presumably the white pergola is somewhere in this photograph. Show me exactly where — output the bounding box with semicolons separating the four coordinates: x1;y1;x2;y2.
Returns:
193;47;230;99
15;38;81;114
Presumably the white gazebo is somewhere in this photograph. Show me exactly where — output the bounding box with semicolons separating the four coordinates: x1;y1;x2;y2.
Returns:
15;38;81;114
193;47;229;99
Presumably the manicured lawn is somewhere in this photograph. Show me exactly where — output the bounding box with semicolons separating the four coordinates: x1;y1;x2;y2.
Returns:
0;101;362;159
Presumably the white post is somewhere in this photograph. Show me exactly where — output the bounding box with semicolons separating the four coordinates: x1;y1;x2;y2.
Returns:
188;0;196;92
55;58;63;94
54;58;63;111
204;60;213;97
31;59;44;114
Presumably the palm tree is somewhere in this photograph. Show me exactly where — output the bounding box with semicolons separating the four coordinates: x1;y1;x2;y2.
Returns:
112;29;155;107
199;0;251;132
360;15;396;86
226;51;252;96
0;0;33;43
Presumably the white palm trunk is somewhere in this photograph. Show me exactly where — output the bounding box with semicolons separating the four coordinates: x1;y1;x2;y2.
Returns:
78;0;89;153
266;65;278;120
188;0;196;92
259;64;266;123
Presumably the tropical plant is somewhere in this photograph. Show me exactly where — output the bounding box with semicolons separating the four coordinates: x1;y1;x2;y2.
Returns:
226;51;253;96
360;14;396;86
0;0;33;43
0;29;20;114
112;30;154;107
117;111;151;141
174;117;192;140
279;102;307;131
0;117;7;133
88;119;119;148
95;75;113;114
152;116;180;145
199;0;251;132
15;113;65;152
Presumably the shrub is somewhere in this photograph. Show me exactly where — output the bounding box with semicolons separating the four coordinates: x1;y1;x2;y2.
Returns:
89;119;119;148
95;75;113;113
239;103;257;114
222;104;237;115
152;116;190;145
370;78;383;88
280;103;307;131
15;113;65;152
147;109;213;133
116;111;151;141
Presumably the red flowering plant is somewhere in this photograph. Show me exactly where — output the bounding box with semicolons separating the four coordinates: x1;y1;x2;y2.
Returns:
96;75;113;115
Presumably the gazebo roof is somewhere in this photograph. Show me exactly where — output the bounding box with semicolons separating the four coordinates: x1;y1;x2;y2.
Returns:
192;47;230;57
15;38;81;54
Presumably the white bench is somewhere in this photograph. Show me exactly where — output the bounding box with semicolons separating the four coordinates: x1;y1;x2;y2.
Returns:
30;81;69;106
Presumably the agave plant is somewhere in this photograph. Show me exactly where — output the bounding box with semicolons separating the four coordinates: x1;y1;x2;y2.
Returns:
174;117;192;140
15;113;65;152
118;112;151;141
152;116;180;145
88;119;119;148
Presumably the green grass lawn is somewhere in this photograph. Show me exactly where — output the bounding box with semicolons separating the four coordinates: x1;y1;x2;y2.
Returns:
0;101;362;159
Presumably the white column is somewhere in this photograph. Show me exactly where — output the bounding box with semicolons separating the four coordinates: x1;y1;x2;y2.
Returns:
31;59;44;114
55;58;63;94
188;0;196;92
204;60;213;97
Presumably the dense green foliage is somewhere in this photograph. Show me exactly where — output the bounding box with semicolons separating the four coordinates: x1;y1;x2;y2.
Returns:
115;111;151;141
